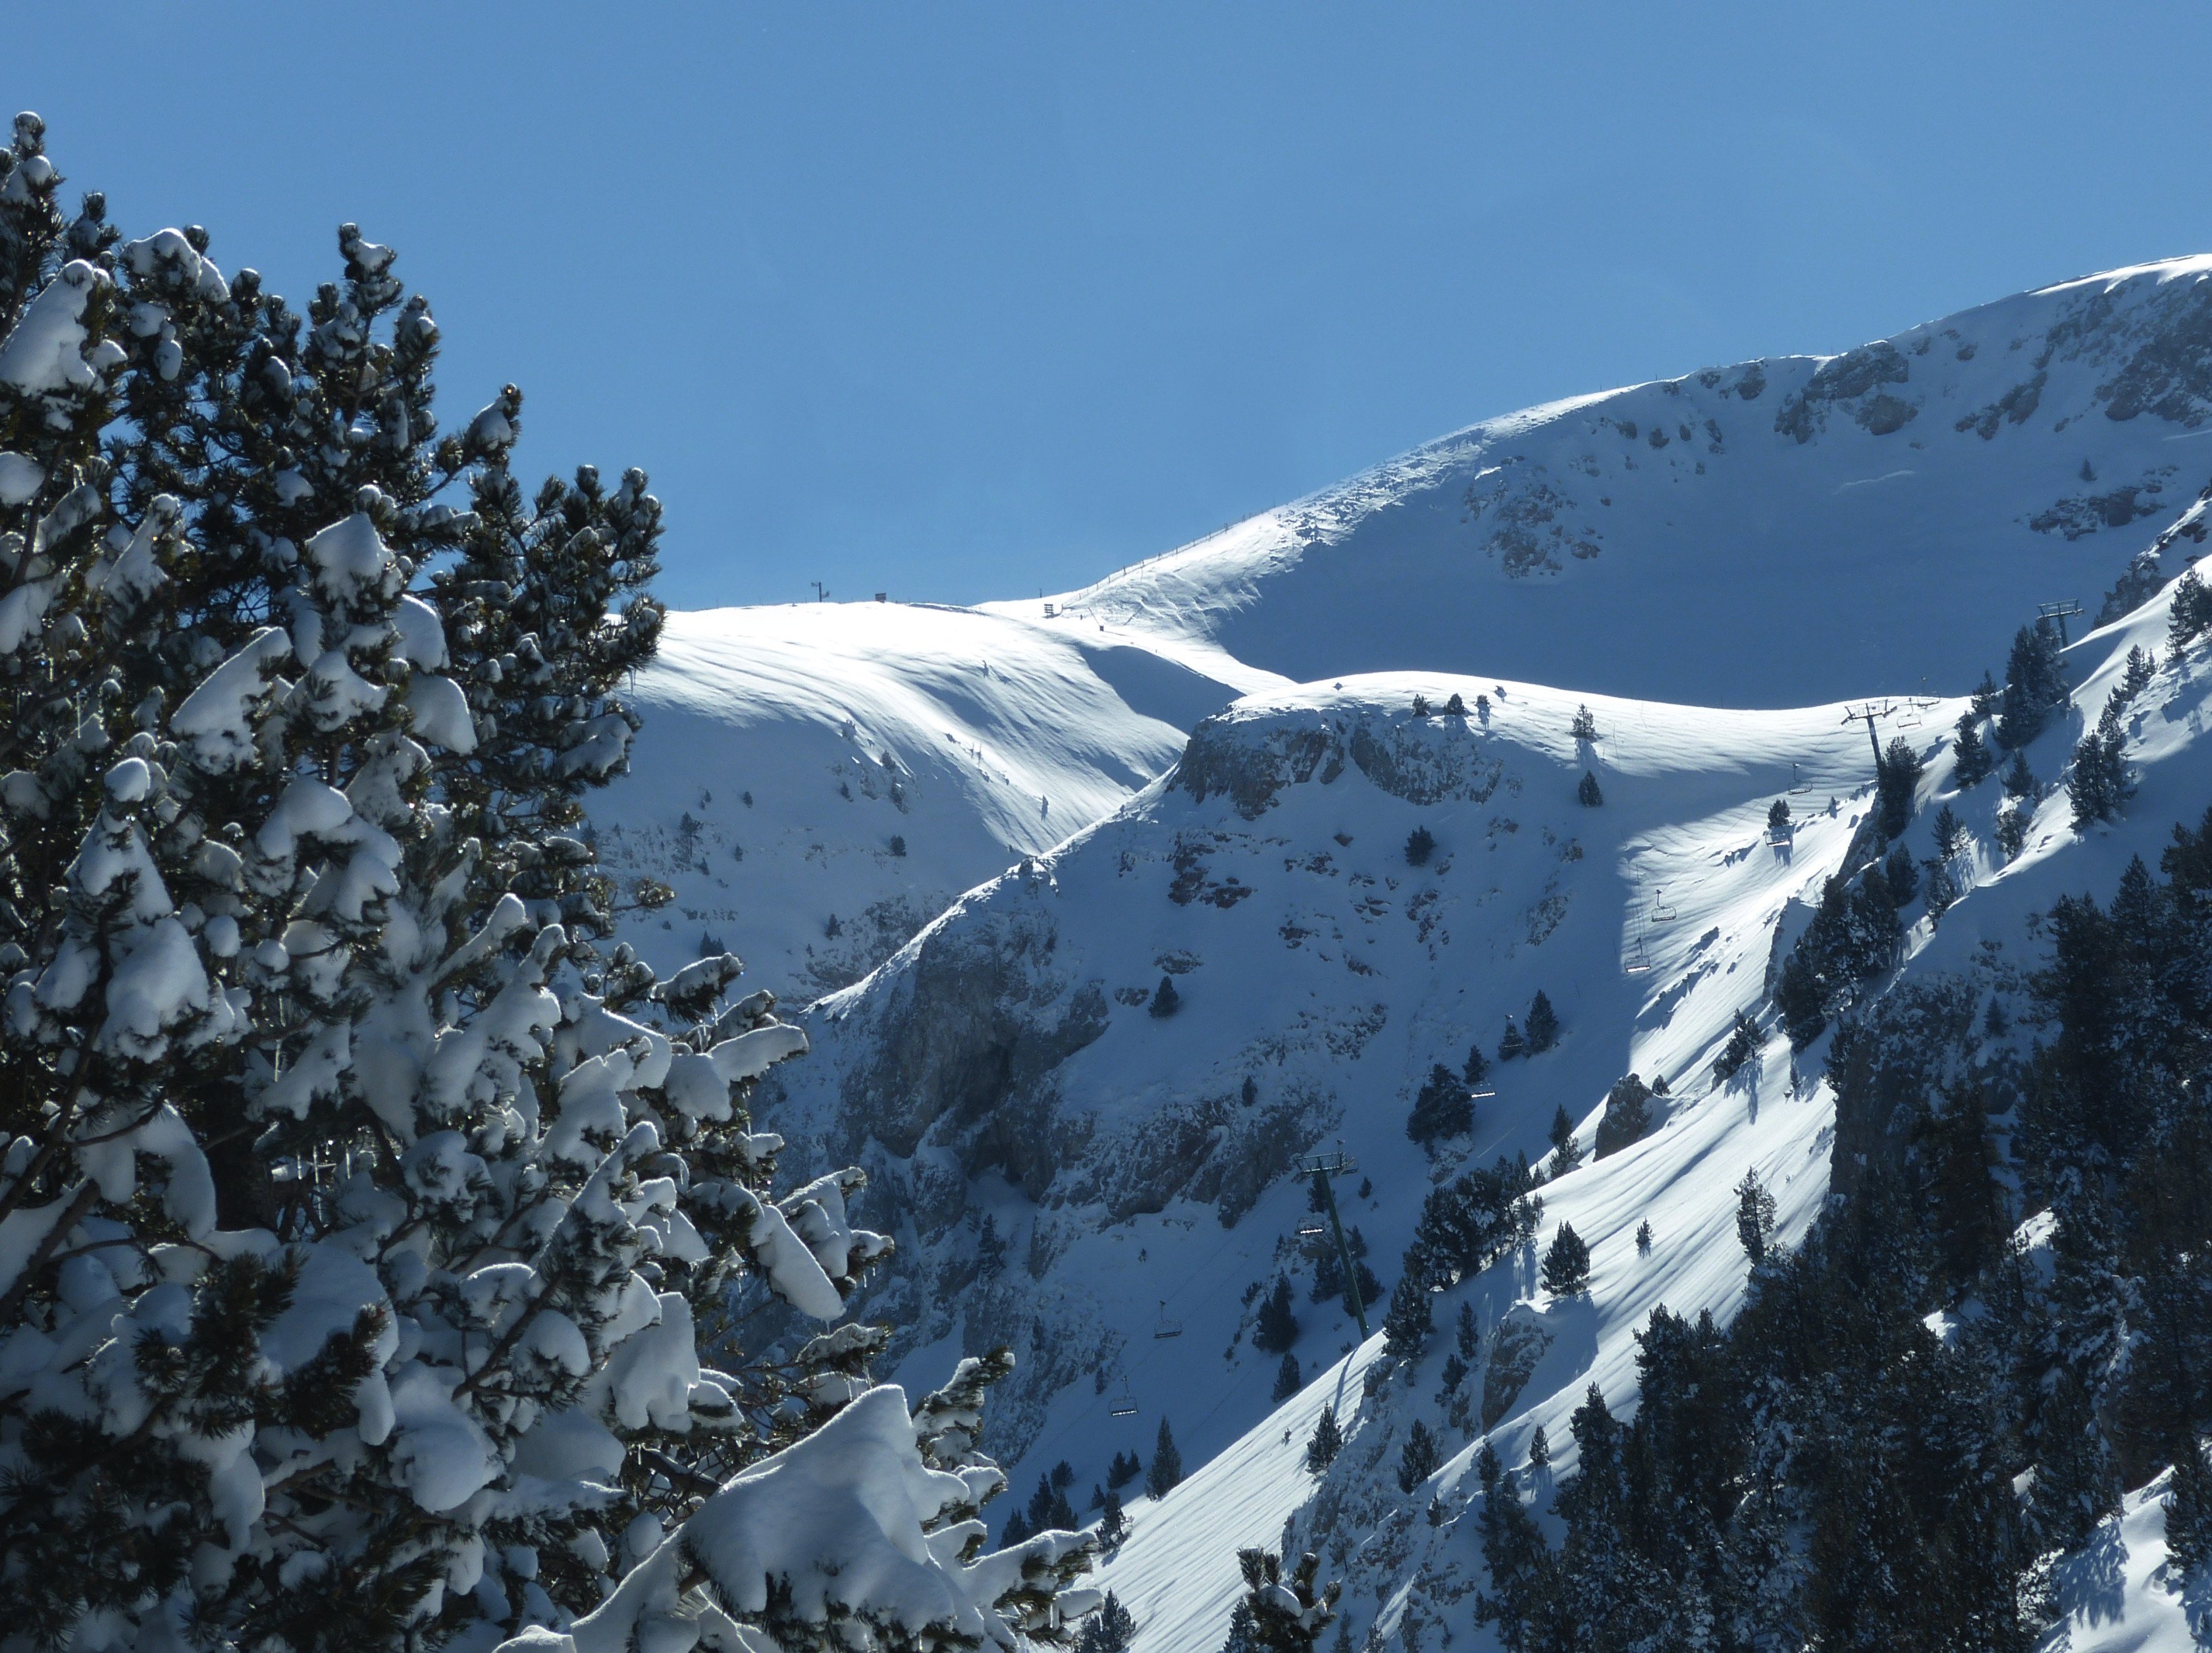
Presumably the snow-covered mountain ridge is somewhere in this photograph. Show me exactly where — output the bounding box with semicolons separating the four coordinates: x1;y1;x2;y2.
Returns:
1020;255;2212;706
602;256;2212;1003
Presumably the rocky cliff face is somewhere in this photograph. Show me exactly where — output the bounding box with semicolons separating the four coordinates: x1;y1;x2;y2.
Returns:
749;676;1883;1479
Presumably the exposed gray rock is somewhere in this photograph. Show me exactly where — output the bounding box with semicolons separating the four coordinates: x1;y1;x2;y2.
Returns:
1482;1305;1554;1430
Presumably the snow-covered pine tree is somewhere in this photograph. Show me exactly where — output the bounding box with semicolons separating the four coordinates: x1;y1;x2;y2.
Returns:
1576;771;1602;808
1271;1351;1302;1402
1381;1273;1432;1360
2119;642;2157;702
1228;1549;1338;1653
1999;621;2068;747
0;122;1092;1653
1546;1104;1581;1174
1591;1073;1650;1159
1496;1016;1527;1061
1952;709;1993;788
2068;708;2132;828
1734;1169;1777;1263
1540;1224;1590;1296
1396;1421;1440;1494
1076;1592;1136;1653
1714;1009;1760;1080
1569;704;1598;742
1876;735;1922;841
2171;567;2212;654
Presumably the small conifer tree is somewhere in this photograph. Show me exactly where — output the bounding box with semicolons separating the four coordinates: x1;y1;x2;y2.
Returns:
2168;1438;2212;1575
1232;1549;1340;1653
1971;668;2003;718
1444;691;1467;716
2120;643;2157;701
1577;770;1604;807
1405;825;1436;866
1410;692;1431;718
1541;1222;1591;1296
1768;797;1792;835
1382;1272;1434;1360
1735;1168;1778;1263
1716;1009;1761;1079
1635;1219;1654;1255
1933;802;1966;857
1884;842;1918;905
1272;1351;1304;1402
2172;567;2212;654
1548;1104;1584;1174
1570;704;1600;741
2004;747;2037;799
1953;710;1994;787
1463;1041;1491;1089
1525;989;1561;1052
1080;1592;1138;1653
1498;1016;1528;1061
1529;1425;1550;1468
1397;1420;1442;1493
1255;1276;1300;1353
1147;1417;1184;1498
1407;1062;1475;1147
1997;802;2032;861
1305;1404;1343;1471
1150;973;1182;1016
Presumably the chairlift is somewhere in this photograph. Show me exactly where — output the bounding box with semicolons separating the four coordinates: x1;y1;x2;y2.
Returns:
1764;826;1793;849
1624;937;1654;976
1789;762;1812;795
1153;1300;1184;1340
1108;1382;1138;1419
1649;888;1677;923
1468;1084;1497;1100
1296;1221;1327;1238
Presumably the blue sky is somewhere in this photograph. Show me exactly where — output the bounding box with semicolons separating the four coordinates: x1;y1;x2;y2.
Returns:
18;4;2212;608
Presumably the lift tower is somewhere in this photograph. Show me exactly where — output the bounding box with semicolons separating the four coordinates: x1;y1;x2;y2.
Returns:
1292;1149;1370;1341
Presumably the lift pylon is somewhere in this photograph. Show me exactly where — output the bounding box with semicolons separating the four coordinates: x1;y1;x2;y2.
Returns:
1291;1149;1369;1340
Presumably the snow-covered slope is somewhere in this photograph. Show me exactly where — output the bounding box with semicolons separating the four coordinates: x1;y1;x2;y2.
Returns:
583;258;2212;1648
752;668;1887;1536
592;602;1281;995
1067;572;2212;1653
1020;257;2212;707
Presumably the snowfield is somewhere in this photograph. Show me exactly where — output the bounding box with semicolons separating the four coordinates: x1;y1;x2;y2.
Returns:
594;257;2212;1650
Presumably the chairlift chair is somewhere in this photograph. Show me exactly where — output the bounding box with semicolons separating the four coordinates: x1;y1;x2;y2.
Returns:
1624;937;1654;976
1789;762;1812;795
1650;889;1677;923
1296;1221;1327;1238
1153;1301;1184;1340
1468;1084;1497;1099
1107;1382;1138;1419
